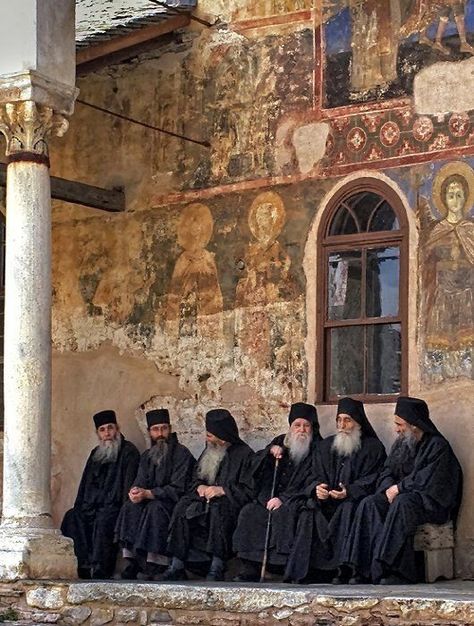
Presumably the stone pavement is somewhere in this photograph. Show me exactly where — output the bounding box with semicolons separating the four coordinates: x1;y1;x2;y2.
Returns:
1;579;473;626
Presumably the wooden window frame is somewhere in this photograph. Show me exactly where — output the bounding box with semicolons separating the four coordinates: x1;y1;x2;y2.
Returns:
316;178;409;404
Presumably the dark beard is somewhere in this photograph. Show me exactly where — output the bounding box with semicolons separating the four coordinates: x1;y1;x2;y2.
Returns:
92;436;121;464
387;433;417;481
149;438;169;466
197;442;227;484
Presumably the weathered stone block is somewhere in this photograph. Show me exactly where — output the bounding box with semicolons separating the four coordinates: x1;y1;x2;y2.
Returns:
148;610;171;623
61;606;92;625
116;609;138;623
26;587;64;610
90;609;114;626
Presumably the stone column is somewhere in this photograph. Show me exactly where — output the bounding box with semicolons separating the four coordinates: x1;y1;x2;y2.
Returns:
0;0;78;580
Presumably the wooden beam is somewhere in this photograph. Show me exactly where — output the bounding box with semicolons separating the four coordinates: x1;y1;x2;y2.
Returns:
76;14;190;66
0;163;125;212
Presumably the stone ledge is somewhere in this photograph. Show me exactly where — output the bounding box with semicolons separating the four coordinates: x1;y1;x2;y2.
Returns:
1;580;472;626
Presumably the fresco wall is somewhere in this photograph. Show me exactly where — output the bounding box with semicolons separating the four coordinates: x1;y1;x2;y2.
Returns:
46;0;474;577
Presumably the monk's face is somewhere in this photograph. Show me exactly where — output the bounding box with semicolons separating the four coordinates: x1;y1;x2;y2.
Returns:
394;415;409;435
206;431;228;447
336;413;358;434
97;423;119;443
289;418;312;440
149;423;171;442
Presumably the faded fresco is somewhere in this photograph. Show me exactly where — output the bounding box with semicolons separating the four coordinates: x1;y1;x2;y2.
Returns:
323;0;474;108
230;0;311;20
165;202;223;339
417;160;474;382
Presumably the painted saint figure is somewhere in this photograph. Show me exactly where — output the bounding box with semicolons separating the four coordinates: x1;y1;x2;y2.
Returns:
235;191;291;366
166;203;223;338
419;162;474;354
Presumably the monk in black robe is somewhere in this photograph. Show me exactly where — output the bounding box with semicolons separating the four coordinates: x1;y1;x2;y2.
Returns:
232;402;322;582
345;396;463;584
285;398;386;584
115;409;195;580
164;409;254;581
61;410;140;579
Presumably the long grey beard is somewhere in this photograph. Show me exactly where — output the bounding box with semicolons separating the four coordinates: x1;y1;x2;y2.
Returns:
93;436;121;464
285;431;311;465
149;439;169;467
332;427;362;457
197;442;227;484
388;431;417;476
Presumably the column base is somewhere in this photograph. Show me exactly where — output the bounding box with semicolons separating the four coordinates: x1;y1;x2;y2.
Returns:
0;527;77;581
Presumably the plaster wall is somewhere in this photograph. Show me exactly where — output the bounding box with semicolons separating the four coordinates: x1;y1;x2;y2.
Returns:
44;1;474;577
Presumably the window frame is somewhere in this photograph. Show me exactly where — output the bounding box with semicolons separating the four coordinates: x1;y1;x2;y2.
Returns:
316;178;409;404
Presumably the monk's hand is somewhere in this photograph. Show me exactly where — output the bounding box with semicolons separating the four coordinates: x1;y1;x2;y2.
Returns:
385;484;399;504
204;486;225;500
270;445;284;459
316;483;330;500
129;486;143;503
329;483;347;500
266;497;283;511
197;484;208;498
143;489;154;500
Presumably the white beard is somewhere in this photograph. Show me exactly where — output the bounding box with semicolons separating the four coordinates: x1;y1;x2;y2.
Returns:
92;435;121;464
149;438;169;466
332;427;362;457
197;442;228;484
285;430;311;465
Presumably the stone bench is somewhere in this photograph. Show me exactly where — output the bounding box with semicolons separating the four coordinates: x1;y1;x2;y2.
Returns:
414;521;454;583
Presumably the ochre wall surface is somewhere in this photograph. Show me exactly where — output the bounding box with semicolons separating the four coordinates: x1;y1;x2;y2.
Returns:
46;2;474;577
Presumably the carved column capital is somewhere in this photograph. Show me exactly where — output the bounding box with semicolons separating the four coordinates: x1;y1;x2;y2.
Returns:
0;100;69;162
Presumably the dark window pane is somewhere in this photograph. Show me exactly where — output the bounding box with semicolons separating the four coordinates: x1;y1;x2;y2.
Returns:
369;201;400;232
329;206;358;235
328;250;362;320
329;326;364;396
367;324;401;394
366;247;400;317
346;192;383;231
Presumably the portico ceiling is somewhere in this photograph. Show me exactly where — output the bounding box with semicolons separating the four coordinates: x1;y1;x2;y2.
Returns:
76;0;197;49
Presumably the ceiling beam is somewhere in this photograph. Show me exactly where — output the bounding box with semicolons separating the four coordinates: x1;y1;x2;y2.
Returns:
0;163;125;212
76;13;190;68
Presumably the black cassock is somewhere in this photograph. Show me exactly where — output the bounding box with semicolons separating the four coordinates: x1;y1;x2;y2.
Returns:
167;440;254;563
285;435;386;582
344;432;463;582
233;434;318;567
115;433;195;556
61;435;140;576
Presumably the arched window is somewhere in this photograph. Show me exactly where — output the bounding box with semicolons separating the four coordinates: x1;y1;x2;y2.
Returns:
317;180;408;402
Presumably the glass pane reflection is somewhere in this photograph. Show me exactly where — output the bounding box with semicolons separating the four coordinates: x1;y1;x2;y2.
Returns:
367;324;401;394
328;250;362;320
329;326;364;396
366;247;400;317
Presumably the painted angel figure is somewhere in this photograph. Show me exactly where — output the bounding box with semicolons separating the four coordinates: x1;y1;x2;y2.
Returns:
418;162;474;351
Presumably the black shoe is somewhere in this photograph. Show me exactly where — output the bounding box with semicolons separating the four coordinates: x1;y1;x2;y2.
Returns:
77;567;91;580
379;574;409;585
91;568;107;579
120;559;141;580
162;566;188;581
206;564;225;582
233;572;260;583
137;562;165;581
348;575;368;585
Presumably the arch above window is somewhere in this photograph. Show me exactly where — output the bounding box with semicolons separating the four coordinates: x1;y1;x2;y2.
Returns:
317;179;408;403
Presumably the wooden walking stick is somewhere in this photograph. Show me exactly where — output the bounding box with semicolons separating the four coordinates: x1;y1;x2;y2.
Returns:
260;457;280;583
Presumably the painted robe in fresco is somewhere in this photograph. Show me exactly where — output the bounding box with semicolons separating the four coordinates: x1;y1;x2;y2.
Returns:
344;433;462;582
61;436;140;577
424;218;474;350
167;441;254;563
115;433;195;556
284;434;386;582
